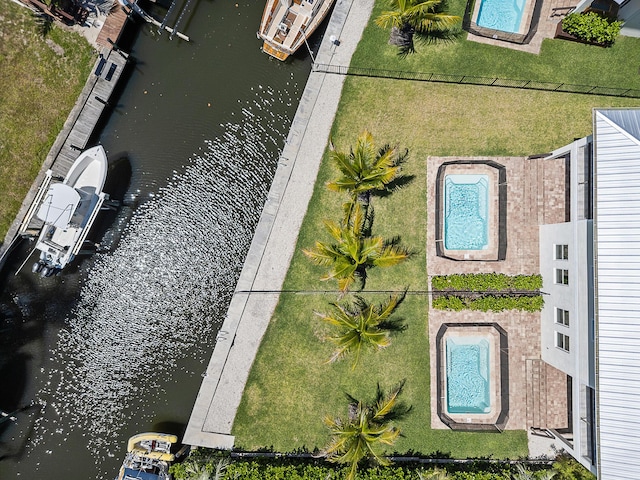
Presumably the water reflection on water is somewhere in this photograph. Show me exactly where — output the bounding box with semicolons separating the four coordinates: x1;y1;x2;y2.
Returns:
43;89;290;455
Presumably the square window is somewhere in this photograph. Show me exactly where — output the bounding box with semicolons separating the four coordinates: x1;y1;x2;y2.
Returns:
555;244;568;260
556;308;570;326
556;331;570;352
555;268;569;285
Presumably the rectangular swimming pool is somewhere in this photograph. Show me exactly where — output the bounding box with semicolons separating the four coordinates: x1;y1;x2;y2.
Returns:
444;174;489;250
476;0;526;34
446;336;491;414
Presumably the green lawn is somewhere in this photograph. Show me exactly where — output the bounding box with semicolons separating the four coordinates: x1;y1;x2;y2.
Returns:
352;0;640;91
234;0;640;460
0;1;96;241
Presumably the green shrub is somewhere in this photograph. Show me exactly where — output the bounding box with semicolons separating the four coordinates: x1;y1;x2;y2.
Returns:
432;294;544;312
562;12;622;45
431;273;542;292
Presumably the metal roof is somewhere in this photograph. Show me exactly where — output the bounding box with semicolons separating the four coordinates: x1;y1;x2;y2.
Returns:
594;109;640;480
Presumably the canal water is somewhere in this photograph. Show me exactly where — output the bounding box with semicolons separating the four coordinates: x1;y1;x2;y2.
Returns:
0;1;313;478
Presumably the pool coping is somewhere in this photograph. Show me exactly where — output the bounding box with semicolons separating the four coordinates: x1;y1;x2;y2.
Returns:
436;323;510;431
467;0;544;44
435;160;507;262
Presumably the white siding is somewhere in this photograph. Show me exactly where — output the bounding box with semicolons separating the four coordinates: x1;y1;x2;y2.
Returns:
594;109;640;480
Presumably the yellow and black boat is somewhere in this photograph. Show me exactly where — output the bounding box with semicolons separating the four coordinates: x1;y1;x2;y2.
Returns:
116;432;178;480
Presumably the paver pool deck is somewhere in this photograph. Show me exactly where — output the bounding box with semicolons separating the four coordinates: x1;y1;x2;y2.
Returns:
183;0;374;449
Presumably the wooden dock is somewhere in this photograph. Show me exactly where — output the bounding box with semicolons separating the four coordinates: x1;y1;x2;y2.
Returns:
1;47;131;248
96;4;130;49
49;49;129;179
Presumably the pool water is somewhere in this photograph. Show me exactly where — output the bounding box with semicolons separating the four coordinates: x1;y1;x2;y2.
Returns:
444;174;489;250
446;336;491;414
476;0;526;33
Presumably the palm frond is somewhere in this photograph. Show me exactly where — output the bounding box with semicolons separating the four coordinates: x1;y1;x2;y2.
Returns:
373;244;410;267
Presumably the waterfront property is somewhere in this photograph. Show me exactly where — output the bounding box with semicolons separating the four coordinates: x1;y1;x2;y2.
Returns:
428;108;640;479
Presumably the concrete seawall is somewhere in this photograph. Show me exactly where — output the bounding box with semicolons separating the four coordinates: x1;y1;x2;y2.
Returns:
183;0;375;450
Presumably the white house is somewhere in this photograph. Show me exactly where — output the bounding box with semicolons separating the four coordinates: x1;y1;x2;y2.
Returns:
539;109;640;479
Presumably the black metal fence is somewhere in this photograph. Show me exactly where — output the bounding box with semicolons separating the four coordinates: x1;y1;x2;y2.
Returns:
313;63;640;98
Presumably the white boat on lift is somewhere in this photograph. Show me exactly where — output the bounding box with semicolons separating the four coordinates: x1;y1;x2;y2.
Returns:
30;145;109;277
116;432;178;480
258;0;334;61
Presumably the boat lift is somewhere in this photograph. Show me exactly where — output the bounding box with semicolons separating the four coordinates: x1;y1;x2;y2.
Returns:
11;169;120;276
120;0;191;41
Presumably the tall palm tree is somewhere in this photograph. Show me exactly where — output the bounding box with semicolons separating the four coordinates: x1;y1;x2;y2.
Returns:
375;0;461;54
323;380;412;480
316;291;407;368
303;202;410;293
327;130;406;205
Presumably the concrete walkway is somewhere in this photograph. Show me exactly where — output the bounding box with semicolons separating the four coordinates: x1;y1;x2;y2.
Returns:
183;0;374;449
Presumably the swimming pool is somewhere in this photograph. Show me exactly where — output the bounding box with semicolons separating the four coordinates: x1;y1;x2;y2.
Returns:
444;174;489;250
476;0;526;34
446;336;491;414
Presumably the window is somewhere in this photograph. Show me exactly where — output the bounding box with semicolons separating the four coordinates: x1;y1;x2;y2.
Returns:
555;268;569;285
556;331;570;352
556;308;570;326
555;244;568;260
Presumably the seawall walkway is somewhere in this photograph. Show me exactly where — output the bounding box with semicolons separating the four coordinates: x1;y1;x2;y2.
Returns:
183;0;375;449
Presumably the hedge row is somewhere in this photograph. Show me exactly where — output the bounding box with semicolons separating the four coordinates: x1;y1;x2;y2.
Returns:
431;274;543;293
170;456;537;480
432;294;544;312
169;451;595;480
223;463;512;480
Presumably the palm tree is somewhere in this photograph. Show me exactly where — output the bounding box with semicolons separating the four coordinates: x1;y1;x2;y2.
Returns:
303;202;410;293
316;291;407;368
323;380;412;480
327;130;406;205
375;0;461;54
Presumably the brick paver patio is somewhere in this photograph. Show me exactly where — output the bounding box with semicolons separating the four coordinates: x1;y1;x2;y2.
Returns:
427;155;569;431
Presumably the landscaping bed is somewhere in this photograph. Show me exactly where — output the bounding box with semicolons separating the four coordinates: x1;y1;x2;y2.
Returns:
431;274;544;312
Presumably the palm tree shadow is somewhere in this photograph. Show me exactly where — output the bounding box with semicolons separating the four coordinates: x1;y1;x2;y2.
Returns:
396;27;462;56
373;174;416;199
416;26;464;46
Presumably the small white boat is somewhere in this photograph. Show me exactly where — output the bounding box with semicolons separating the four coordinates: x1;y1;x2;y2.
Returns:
31;145;108;277
258;0;334;61
117;432;178;480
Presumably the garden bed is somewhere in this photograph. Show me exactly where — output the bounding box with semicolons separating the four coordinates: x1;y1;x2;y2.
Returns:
554;22;609;47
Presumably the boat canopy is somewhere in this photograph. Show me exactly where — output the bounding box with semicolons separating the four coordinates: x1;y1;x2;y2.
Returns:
121;468;162;480
36;184;81;229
